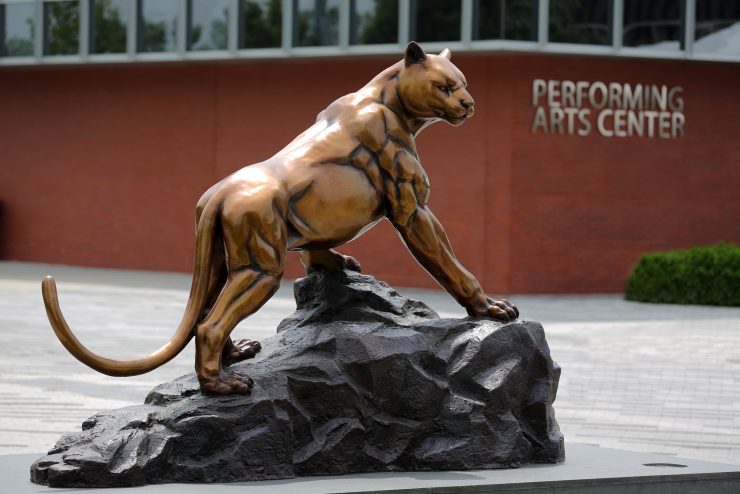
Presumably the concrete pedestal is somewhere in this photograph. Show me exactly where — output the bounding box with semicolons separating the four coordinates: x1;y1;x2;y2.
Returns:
5;444;740;493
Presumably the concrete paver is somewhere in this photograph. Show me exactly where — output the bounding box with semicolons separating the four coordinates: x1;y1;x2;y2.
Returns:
1;261;739;466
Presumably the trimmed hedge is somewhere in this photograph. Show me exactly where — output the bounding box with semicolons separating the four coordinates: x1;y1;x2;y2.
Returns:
625;243;740;306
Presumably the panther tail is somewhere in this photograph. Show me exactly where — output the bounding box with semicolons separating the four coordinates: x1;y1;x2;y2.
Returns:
41;198;220;377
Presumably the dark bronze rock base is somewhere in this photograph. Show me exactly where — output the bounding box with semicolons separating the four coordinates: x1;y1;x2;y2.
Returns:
30;270;564;487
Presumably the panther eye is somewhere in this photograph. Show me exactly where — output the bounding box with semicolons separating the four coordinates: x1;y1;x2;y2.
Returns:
438;85;451;96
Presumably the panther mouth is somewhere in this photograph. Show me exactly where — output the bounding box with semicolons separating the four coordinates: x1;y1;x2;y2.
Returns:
437;109;473;123
438;111;470;124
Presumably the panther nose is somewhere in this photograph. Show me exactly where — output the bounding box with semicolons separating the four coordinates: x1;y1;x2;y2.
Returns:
460;97;475;117
460;94;475;110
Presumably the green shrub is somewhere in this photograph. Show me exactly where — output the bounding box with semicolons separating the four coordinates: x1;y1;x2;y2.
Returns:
625;243;740;306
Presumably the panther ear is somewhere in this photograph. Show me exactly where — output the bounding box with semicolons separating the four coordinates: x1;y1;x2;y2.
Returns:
404;41;427;66
439;48;451;60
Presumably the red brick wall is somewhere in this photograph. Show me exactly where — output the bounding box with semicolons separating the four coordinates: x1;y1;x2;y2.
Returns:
1;53;738;294
503;55;740;292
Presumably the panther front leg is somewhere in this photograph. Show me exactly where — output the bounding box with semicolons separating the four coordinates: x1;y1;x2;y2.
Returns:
299;249;362;274
391;205;518;321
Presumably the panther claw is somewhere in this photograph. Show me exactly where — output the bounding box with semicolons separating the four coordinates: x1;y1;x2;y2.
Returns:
222;338;261;366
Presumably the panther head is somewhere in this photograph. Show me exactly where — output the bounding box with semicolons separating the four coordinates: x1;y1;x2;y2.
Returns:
397;42;475;127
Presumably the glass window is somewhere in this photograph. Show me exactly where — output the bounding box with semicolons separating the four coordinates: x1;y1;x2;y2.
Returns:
91;0;129;54
241;0;281;48
294;0;340;47
549;0;612;45
411;0;461;42
138;0;178;52
694;0;740;55
44;0;79;55
473;0;536;41
1;2;35;57
351;0;398;45
189;0;229;51
623;0;683;51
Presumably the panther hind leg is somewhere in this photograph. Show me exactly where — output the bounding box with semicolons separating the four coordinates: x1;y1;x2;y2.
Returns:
222;338;261;366
194;193;286;395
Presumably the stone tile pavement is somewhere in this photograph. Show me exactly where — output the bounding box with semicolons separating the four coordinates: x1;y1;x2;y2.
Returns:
1;261;739;465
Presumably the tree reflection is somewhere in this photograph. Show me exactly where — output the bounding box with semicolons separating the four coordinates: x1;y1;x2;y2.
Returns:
296;0;339;46
140;18;176;51
191;7;228;50
93;0;127;53
623;0;682;48
474;0;536;41
45;1;79;55
141;21;167;51
189;0;229;51
5;35;34;56
412;0;460;42
243;0;281;48
210;15;228;49
353;0;398;44
549;0;611;45
3;12;35;56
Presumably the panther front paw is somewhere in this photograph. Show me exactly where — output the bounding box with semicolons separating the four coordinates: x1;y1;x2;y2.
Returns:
466;296;519;322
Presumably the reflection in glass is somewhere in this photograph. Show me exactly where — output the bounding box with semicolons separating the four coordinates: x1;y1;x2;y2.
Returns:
351;0;398;45
549;0;611;45
1;2;35;57
695;0;740;55
242;0;281;48
623;0;683;50
189;0;229;50
44;0;79;55
294;0;339;46
92;0;129;54
473;0;536;41
411;0;461;42
138;0;178;52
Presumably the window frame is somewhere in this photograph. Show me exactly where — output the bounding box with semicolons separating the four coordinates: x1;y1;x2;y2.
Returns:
1;0;738;66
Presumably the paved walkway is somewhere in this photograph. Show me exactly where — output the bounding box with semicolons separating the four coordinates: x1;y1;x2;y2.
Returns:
1;262;739;466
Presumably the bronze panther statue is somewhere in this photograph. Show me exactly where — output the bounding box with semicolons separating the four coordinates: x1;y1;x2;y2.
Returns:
42;42;519;395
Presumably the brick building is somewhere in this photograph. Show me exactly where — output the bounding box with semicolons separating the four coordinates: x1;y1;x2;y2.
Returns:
1;0;739;294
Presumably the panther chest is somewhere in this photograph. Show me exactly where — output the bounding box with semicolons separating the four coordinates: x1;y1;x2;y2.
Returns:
285;162;384;250
350;122;428;200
